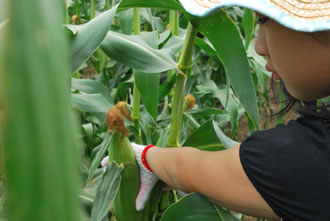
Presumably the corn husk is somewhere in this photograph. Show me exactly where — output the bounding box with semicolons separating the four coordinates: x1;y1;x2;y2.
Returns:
106;105;144;221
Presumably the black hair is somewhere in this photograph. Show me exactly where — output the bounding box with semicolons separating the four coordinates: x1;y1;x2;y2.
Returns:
272;80;330;131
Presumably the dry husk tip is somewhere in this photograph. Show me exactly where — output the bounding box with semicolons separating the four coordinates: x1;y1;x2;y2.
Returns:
105;106;128;136
184;94;196;110
72;15;78;24
115;101;132;121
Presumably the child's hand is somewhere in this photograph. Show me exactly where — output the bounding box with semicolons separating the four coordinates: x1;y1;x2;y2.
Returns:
101;143;159;211
131;143;159;211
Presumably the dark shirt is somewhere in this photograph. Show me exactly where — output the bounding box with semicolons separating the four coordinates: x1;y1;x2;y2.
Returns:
240;117;330;221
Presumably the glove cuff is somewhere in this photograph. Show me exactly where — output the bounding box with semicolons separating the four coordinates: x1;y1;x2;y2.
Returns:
141;144;156;172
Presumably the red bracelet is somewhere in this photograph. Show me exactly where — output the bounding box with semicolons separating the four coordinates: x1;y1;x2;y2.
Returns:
141;144;156;172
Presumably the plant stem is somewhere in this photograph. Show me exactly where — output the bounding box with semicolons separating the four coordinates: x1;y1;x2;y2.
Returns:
178;23;197;72
74;0;80;18
133;8;141;35
105;0;111;10
132;80;142;144
90;0;95;19
169;10;179;36
65;0;70;24
132;8;142;144
167;73;186;147
167;23;197;147
168;10;179;103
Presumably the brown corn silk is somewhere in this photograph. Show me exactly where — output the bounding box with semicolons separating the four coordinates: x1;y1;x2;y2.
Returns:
184;94;196;110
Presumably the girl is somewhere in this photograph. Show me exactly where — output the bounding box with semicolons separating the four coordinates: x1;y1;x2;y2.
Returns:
104;0;330;220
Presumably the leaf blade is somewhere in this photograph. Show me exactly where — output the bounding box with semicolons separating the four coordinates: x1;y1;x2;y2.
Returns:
199;10;260;129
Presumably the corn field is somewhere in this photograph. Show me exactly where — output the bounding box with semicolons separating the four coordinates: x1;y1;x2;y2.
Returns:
0;0;278;220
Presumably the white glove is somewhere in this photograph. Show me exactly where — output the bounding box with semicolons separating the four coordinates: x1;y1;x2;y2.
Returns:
101;143;159;211
131;143;159;211
101;155;109;172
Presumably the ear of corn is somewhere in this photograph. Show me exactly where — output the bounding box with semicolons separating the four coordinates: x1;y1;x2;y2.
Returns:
106;105;145;221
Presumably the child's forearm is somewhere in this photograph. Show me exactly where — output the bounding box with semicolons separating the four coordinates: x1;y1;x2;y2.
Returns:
145;146;200;192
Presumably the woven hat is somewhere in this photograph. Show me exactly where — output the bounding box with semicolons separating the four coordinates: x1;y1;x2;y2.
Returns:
179;0;330;32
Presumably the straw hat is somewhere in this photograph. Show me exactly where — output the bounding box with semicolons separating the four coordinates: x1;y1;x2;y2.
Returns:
179;0;330;32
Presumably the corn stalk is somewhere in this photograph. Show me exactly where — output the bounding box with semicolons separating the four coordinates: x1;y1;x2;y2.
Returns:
105;0;111;10
90;0;96;19
132;8;143;144
167;10;180;103
167;23;197;147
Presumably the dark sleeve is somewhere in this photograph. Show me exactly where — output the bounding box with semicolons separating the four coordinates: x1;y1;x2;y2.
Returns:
239;118;330;221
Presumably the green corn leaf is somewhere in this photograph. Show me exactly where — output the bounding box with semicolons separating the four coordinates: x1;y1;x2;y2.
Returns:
199;10;260;129
1;0;80;220
140;31;159;49
66;4;119;72
214;205;242;221
196;80;240;133
118;9;134;35
0;0;7;23
101;31;177;73
183;119;225;151
72;78;113;103
159;29;171;45
135;71;160;120
87;132;112;184
242;9;255;50
162;35;185;55
189;108;227;119
160;193;221;221
72;93;112;113
119;0;183;11
212;121;239;149
194;37;217;56
91;162;123;221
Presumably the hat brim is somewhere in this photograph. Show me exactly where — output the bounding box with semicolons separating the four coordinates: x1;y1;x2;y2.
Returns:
179;0;330;32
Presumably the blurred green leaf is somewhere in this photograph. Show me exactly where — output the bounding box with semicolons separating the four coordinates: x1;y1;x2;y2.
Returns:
72;78;113;103
214;206;242;221
0;20;7;30
1;0;80;220
0;0;7;22
194;37;217;56
160;193;221;221
101;31;177;73
91;162;123;221
196;80;240;133
87;133;112;184
119;0;183;11
159;29;171;45
66;4;119;72
199;10;260;129
212;121;239;149
119;8;133;35
135;71;160;120
247;43;270;93
159;73;176;102
162;35;185;55
242;9;255;49
140;31;159;49
72;93;112;113
183;119;225;151
0;20;8;49
189;108;226;118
